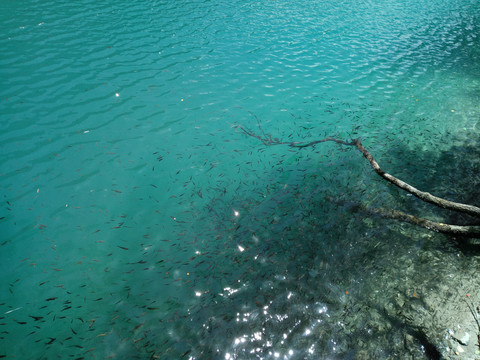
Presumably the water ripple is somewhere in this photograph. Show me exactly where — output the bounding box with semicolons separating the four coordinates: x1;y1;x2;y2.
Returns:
1;0;480;359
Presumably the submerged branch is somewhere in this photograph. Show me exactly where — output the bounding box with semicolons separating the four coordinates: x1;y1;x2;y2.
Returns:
364;206;480;238
329;196;480;238
236;122;480;237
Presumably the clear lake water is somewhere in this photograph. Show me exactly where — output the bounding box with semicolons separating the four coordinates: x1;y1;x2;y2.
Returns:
1;0;480;358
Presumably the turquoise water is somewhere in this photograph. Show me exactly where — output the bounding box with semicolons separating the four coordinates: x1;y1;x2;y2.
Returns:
1;0;480;358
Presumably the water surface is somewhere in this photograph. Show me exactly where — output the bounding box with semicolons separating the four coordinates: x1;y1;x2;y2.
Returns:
1;0;480;358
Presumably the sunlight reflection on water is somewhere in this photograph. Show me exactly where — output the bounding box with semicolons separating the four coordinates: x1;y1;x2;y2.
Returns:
1;0;480;358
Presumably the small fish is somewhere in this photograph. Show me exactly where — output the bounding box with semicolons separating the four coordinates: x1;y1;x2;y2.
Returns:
133;323;144;331
4;307;22;314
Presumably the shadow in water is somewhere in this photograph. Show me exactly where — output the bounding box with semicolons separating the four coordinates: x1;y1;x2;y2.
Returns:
383;310;442;360
147;131;480;359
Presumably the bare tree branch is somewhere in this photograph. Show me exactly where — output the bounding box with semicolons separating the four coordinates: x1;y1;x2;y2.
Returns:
364;206;480;237
236;122;480;238
351;139;480;218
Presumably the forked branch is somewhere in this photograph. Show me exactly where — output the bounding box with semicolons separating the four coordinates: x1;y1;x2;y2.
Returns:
235;123;480;238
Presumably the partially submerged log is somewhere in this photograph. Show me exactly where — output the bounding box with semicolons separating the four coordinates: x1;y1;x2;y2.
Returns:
235;123;480;238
